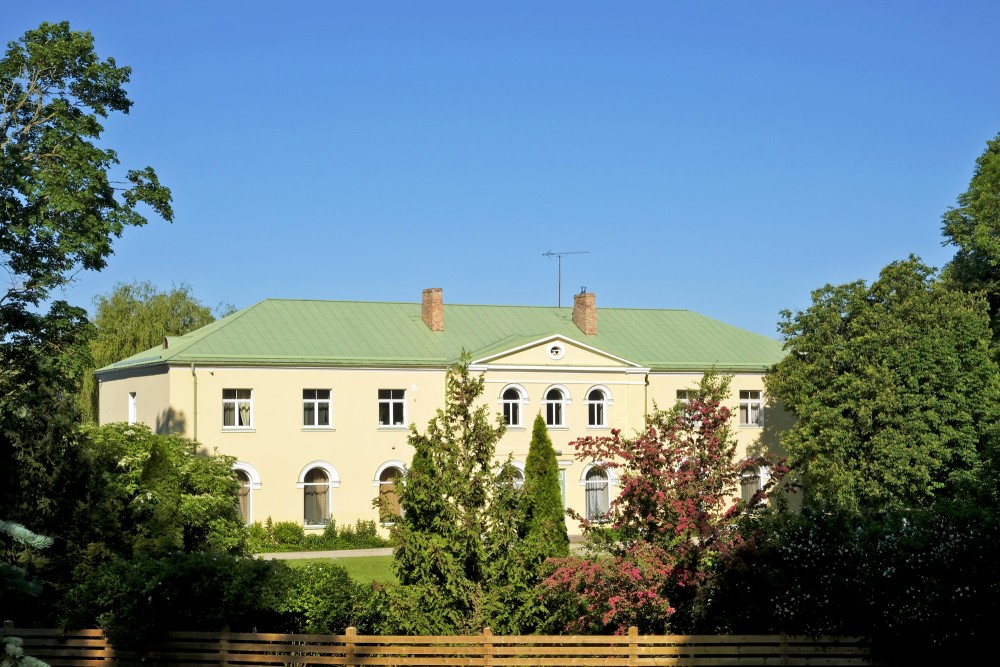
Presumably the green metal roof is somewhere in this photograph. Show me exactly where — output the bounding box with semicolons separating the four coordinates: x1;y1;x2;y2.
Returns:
98;299;784;373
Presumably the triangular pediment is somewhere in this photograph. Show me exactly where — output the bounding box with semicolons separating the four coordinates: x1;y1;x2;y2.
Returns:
470;335;645;370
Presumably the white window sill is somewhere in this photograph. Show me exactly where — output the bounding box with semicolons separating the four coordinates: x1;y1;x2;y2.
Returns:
302;427;335;432
546;425;568;430
222;428;255;433
739;424;763;429
505;425;526;430
587;425;609;430
378;425;408;431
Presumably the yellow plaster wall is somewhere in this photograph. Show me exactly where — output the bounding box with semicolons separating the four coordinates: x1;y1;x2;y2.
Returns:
98;368;173;433
97;361;778;537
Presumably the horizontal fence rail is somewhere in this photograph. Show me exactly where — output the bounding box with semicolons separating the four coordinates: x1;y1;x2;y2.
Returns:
1;625;872;667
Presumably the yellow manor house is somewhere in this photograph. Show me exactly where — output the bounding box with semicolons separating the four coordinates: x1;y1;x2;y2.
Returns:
96;289;786;535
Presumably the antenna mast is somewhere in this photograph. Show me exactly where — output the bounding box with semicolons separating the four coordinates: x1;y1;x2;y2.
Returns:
543;250;590;307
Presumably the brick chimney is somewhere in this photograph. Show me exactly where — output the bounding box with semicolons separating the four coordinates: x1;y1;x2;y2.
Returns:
422;288;444;332
573;291;597;335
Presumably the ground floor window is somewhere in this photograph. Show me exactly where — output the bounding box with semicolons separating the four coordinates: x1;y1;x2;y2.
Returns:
377;466;404;523
303;468;332;526
236;470;251;523
584;466;610;521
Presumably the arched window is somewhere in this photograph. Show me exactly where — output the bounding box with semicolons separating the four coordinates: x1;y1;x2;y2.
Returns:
377;466;404;524
584;466;610;521
511;466;525;490
544;386;569;427
740;464;771;505
232;462;261;525
299;462;339;527
500;385;526;427
585;386;612;428
235;470;251;523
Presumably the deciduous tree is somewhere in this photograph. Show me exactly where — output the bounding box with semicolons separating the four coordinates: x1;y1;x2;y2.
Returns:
767;257;1000;512
541;372;782;634
80;281;216;421
941;132;1000;339
0;22;171;613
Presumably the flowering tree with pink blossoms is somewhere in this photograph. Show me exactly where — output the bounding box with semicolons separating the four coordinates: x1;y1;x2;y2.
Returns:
540;372;787;634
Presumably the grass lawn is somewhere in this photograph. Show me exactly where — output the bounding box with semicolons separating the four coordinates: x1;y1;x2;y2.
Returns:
283;555;396;583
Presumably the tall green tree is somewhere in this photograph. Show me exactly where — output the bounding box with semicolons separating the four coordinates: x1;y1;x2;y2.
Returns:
0;21;171;597
390;360;506;634
1;21;171;332
523;413;569;559
941;132;1000;339
80;281;216;421
767;257;1000;512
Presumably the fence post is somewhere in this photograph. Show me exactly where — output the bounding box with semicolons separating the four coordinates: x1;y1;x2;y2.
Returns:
482;627;493;667
628;626;638;667
345;626;357;667
219;625;230;667
780;631;789;667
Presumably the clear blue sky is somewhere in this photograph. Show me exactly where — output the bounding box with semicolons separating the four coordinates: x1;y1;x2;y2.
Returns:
8;1;1000;338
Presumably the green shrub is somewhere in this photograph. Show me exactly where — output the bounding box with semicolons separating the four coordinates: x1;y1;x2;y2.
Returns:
59;552;295;651
275;562;362;633
248;518;390;552
272;521;305;548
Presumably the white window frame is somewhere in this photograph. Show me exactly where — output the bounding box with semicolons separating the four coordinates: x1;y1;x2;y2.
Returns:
740;462;771;505
297;461;340;528
580;463;615;522
508;460;526;490
739;390;764;426
222;388;253;430
543;385;570;428
232;462;262;525
585;385;613;428
128;392;137;425
378;389;407;428
372;460;407;525
302;389;333;428
499;384;527;428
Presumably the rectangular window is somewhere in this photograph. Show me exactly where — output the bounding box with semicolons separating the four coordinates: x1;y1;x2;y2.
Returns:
676;389;692;404
303;389;332;427
128;392;137;425
378;389;405;427
740;390;763;426
223;389;253;428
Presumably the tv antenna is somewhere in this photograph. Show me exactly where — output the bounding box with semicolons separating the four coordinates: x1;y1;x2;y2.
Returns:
543;250;590;307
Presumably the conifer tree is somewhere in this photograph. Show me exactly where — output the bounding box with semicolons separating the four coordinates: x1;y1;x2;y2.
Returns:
390;360;506;634
523;414;569;559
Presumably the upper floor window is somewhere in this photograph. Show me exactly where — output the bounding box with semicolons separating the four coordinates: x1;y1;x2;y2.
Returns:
223;389;253;428
586;387;611;428
740;390;763;426
378;389;406;427
676;389;693;404
303;389;332;428
544;386;568;427
500;386;526;427
128;392;137;425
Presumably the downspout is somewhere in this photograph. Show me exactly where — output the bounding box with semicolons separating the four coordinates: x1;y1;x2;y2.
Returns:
191;364;198;442
644;372;649;420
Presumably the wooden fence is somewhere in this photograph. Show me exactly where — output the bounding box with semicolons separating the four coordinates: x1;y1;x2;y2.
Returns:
1;625;872;666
